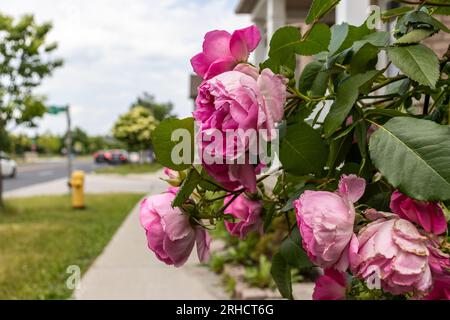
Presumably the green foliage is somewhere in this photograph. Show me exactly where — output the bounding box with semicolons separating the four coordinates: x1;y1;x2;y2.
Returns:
306;0;341;24
387;45;439;88
172;168;202;208
0;13;62;128
324;70;380;137
271;227;313;299
112;106;158;151
130;92;174;122
152;117;194;171
280;121;328;176
36;132;62;154
369;118;450;201
263;23;331;73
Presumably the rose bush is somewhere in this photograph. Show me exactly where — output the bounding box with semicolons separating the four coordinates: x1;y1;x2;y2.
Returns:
146;0;450;300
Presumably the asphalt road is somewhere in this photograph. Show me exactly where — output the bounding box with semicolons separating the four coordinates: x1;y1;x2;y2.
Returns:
3;159;102;192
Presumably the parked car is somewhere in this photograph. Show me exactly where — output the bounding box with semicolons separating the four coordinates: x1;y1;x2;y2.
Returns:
128;152;140;164
93;150;107;163
104;149;128;165
0;152;17;178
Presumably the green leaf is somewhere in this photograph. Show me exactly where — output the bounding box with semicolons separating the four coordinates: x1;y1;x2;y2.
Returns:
266;23;331;73
369;117;450;201
295;23;331;56
349;42;380;75
382;6;414;21
280;228;313;269
407;11;450;33
329;22;372;56
172;169;202;208
280;122;329;176
395;28;435;44
324;70;380;137
263;26;300;72
359;31;391;47
152;117;194;171
270;252;293;300
298;61;329;96
327;134;353;173
306;0;341;24
387;45;439;88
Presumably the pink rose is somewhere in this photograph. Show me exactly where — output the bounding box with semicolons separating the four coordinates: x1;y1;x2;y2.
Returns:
351;218;432;295
163;167;178;179
191;25;261;80
427;240;450;279
194;66;287;192
390;191;447;235
139;189;211;267
294;174;366;271
313;269;348;300
423;279;450;300
224;194;263;239
424;238;450;300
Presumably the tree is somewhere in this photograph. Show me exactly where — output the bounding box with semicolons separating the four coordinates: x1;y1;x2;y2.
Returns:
131;92;174;122
0;13;62;207
36;131;62;154
112;106;158;152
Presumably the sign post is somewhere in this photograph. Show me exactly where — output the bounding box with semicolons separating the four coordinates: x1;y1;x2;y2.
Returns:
47;105;72;186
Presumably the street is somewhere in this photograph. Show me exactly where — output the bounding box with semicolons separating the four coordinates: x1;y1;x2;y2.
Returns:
3;158;101;192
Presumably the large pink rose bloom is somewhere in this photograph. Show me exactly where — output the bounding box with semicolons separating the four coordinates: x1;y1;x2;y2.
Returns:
313;269;348;300
423;239;450;300
194;65;287;192
191;25;261;80
224;194;263;239
139;189;211;267
294;174;365;271
390;191;447;235
351;218;432;295
423;279;450;300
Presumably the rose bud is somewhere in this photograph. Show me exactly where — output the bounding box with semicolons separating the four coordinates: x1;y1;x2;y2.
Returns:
139;189;210;267
224;194;263;239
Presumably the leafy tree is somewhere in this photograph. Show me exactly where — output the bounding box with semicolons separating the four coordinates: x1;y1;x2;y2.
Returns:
131;92;174;122
112;106;158;151
10;134;32;155
61;127;90;154
0;13;62;207
36;132;62;154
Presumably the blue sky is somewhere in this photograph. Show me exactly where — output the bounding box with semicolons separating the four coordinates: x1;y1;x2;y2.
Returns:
2;0;250;136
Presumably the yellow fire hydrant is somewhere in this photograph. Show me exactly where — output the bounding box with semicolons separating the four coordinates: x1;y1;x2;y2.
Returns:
70;170;85;209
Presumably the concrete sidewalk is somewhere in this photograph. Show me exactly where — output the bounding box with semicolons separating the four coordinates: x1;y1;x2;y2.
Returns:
64;171;225;300
74;202;226;300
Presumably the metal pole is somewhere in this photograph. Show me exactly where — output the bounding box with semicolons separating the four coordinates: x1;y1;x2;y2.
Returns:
66;105;73;186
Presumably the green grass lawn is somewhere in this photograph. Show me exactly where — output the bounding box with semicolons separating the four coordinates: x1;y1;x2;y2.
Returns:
0;193;144;300
95;163;162;175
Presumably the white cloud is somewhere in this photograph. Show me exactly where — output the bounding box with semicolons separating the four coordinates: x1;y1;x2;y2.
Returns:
3;0;250;135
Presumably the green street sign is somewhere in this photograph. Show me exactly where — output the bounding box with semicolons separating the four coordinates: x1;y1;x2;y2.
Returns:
47;105;67;114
